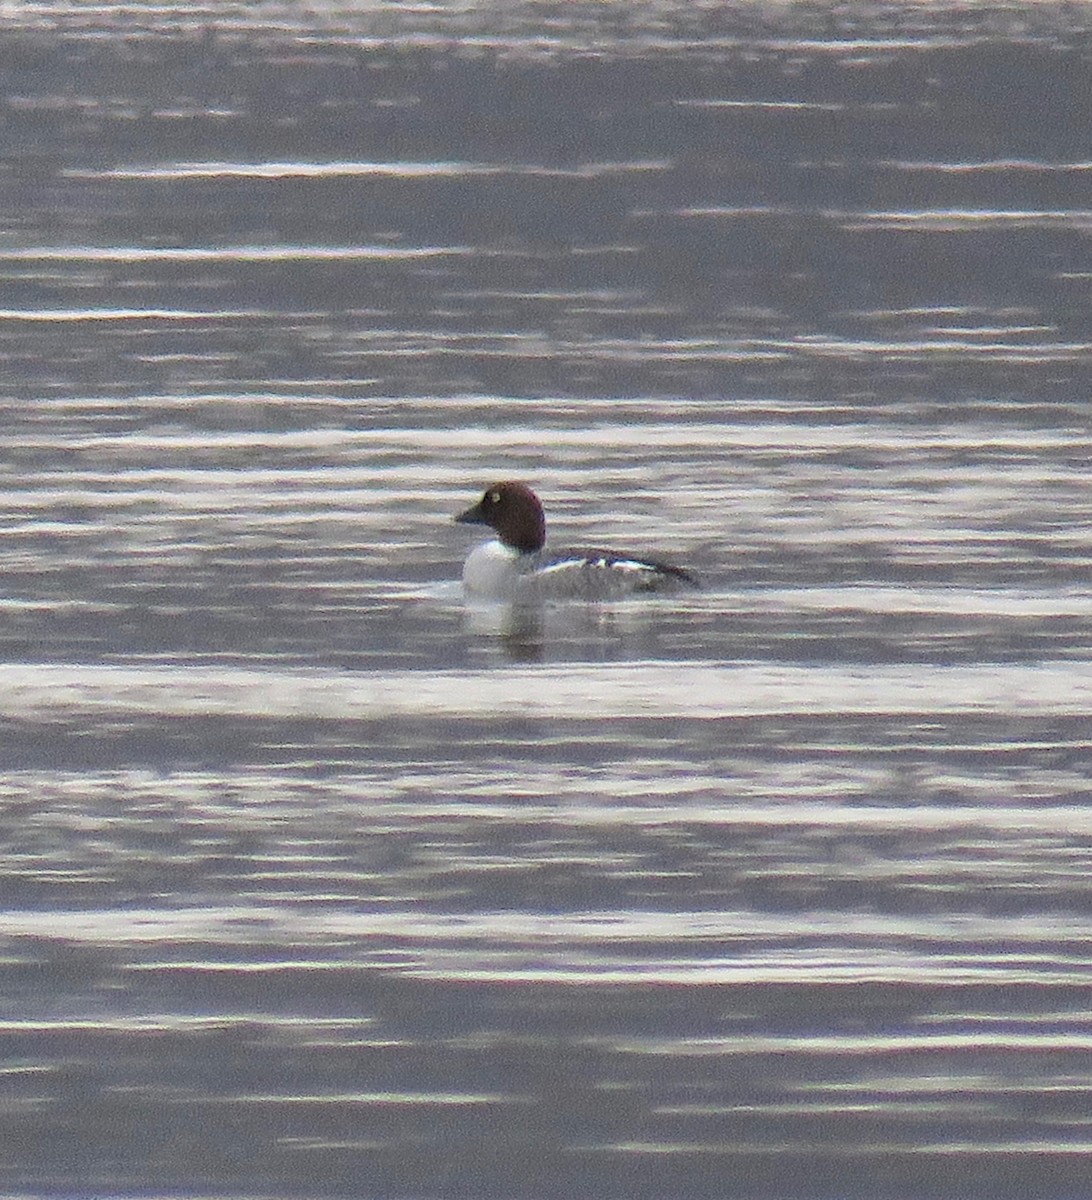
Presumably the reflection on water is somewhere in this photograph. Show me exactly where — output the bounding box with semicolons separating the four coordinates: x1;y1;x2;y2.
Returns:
1;2;1092;1197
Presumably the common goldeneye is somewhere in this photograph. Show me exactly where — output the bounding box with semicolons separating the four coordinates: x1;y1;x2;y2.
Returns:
454;481;698;601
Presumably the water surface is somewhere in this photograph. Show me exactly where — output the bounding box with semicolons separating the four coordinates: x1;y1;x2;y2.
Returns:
1;2;1092;1197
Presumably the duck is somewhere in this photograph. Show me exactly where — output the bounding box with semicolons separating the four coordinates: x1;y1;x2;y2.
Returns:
454;481;698;601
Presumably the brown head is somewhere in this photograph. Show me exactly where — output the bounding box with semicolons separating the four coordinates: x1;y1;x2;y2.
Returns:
454;482;547;553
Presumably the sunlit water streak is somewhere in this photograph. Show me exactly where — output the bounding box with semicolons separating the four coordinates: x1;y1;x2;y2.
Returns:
2;659;1092;719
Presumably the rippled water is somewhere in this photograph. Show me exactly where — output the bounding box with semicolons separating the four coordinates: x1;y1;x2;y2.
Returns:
2;2;1092;1197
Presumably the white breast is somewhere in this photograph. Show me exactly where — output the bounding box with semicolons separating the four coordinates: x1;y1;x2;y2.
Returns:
462;539;524;600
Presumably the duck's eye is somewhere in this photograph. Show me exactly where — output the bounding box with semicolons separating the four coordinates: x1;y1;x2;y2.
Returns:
489;491;501;504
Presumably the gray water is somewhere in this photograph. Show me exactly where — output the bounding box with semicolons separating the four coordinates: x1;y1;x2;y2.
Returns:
1;2;1092;1197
